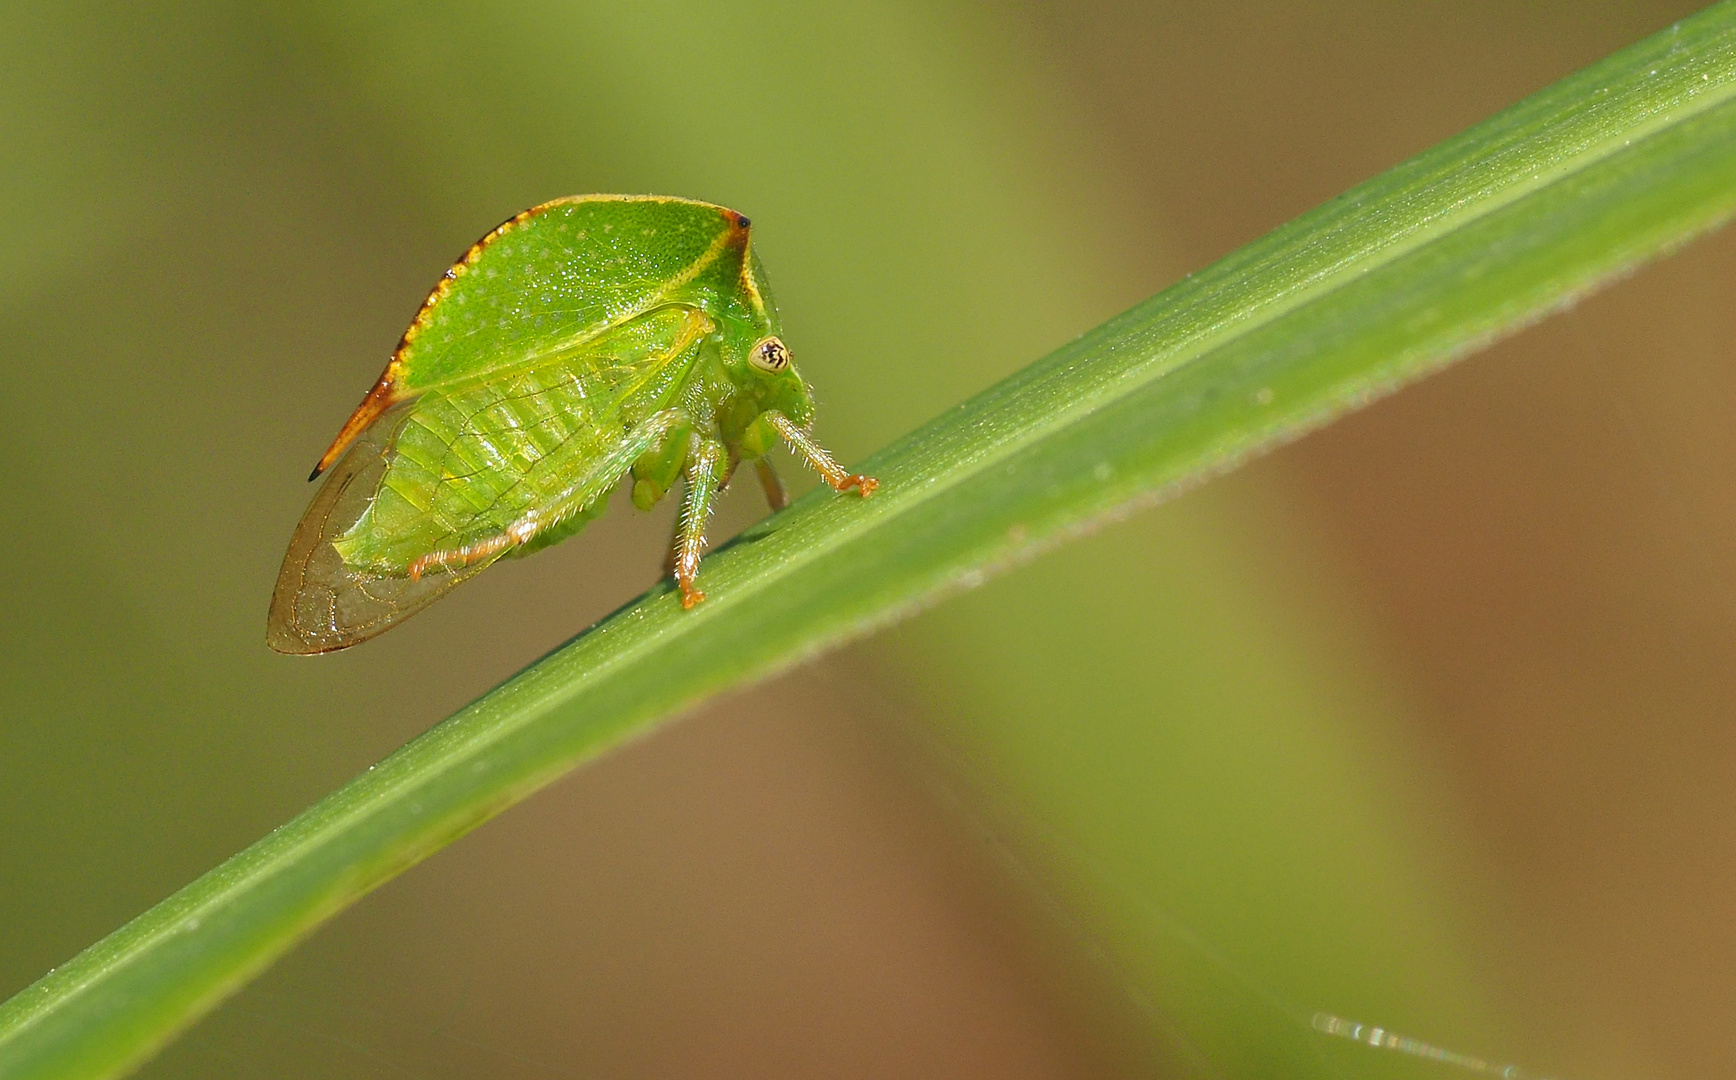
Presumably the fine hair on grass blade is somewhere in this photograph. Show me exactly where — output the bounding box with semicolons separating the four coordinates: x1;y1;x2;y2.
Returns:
6;5;1736;1078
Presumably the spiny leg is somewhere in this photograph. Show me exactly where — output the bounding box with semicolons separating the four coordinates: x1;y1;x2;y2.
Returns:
664;449;741;579
408;528;519;581
661;453;786;583
763;411;878;496
674;436;726;609
755;457;789;512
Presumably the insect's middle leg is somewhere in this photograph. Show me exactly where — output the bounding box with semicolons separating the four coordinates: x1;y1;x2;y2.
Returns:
673;436;726;609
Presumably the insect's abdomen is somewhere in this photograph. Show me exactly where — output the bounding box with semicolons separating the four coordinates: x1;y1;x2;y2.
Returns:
332;307;708;575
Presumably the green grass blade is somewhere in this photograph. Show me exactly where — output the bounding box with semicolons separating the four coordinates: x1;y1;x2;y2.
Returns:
8;5;1736;1077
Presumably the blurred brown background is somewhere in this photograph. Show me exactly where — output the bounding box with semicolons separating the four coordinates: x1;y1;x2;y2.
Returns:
2;2;1733;1077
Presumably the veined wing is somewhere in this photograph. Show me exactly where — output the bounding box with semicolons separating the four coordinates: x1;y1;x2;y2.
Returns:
333;304;708;573
269;305;710;654
267;402;504;654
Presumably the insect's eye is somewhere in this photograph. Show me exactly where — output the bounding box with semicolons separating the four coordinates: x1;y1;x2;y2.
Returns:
749;336;791;374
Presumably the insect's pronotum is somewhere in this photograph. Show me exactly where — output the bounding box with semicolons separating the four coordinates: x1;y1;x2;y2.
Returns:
267;195;875;655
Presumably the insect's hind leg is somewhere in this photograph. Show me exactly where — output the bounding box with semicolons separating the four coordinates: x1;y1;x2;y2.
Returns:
673;436;726;609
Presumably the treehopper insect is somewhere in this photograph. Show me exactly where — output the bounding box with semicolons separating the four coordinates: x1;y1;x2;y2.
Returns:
267;195;875;655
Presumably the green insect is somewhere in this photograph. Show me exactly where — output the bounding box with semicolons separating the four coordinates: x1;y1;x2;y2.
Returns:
267;195;876;655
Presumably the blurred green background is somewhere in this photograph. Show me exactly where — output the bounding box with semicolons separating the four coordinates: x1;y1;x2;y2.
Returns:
4;2;1734;1077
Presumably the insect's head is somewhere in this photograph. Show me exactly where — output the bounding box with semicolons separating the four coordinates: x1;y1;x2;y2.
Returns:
739;334;815;425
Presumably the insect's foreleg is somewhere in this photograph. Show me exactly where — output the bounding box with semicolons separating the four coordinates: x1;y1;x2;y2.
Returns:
763;411;878;496
754;458;789;511
674;436;726;609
